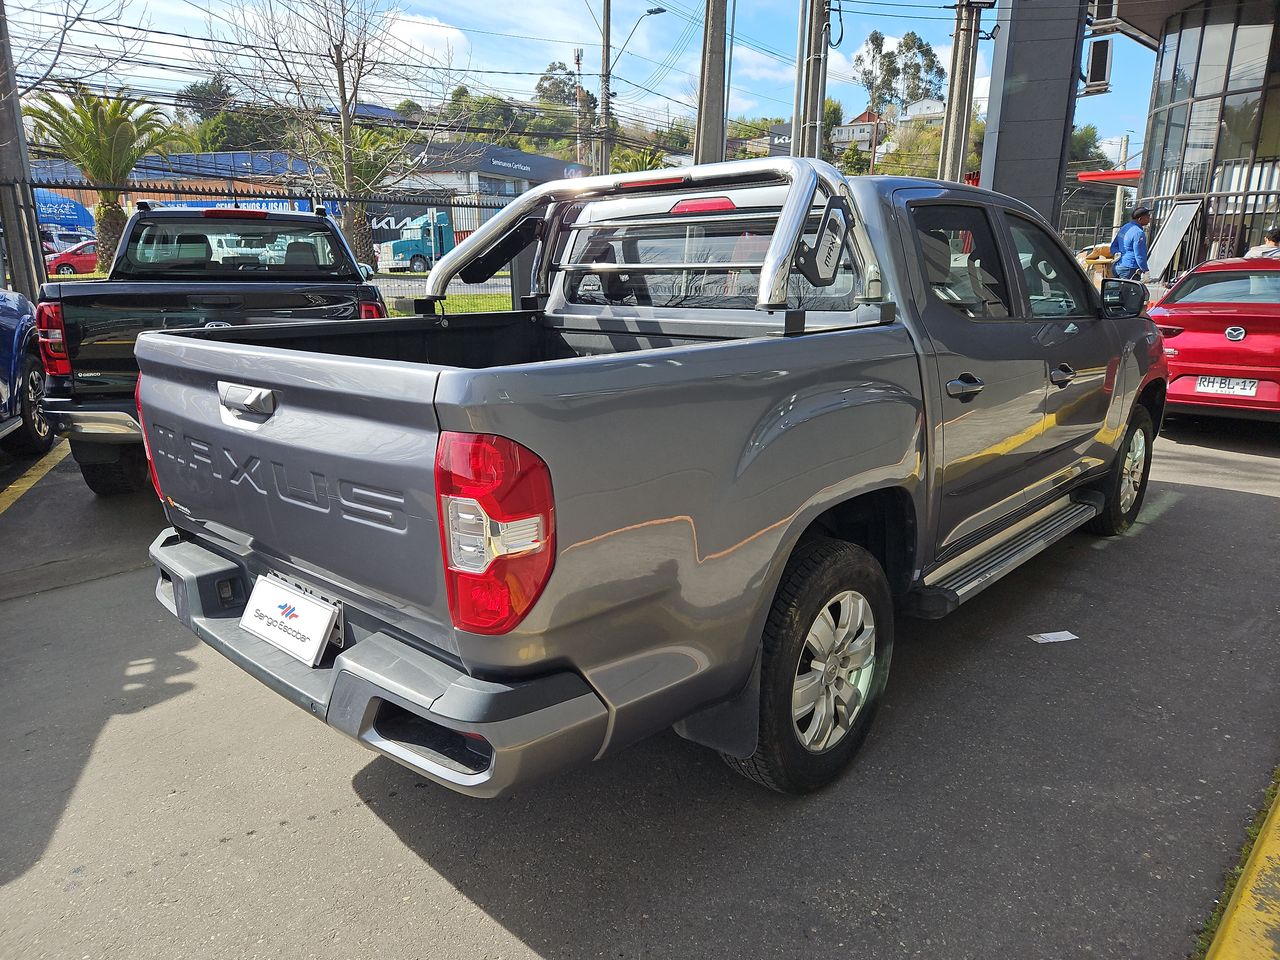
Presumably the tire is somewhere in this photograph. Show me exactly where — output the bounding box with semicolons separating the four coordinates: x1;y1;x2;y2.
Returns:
1;351;55;456
1086;405;1155;536
723;537;894;794
55;264;76;275
77;444;149;496
410;255;429;273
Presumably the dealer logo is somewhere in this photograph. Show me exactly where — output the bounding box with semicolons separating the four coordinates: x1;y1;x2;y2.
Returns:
277;602;300;620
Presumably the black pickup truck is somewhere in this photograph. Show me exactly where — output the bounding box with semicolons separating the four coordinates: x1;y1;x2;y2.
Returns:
36;206;386;494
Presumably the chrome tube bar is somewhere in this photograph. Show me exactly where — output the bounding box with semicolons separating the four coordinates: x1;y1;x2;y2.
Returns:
423;157;849;313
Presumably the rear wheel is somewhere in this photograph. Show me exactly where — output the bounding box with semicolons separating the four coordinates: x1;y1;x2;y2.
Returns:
722;537;893;794
55;264;77;275
77;444;149;496
1;352;55;456
1086;405;1154;536
410;255;429;273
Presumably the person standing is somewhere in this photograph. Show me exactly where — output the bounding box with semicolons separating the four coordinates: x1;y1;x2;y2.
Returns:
1244;226;1280;259
1110;207;1152;280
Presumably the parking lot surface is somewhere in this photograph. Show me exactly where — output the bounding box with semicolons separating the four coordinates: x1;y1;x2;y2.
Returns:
1;418;1277;960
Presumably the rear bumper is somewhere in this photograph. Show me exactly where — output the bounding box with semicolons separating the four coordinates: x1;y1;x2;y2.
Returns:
1166;364;1280;419
42;397;141;443
149;528;610;797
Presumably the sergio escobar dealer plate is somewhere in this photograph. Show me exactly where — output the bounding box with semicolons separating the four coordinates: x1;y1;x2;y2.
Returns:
239;576;341;666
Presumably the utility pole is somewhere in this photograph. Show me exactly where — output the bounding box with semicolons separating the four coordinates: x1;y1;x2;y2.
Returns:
0;0;46;297
938;0;985;182
574;47;585;166
796;0;830;157
693;0;729;163
599;0;611;174
1111;131;1130;232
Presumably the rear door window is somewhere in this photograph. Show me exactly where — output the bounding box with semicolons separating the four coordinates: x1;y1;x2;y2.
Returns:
118;218;359;281
909;204;1012;319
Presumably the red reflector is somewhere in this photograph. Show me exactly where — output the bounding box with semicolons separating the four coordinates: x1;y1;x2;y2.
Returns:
1155;325;1184;337
670;196;737;215
619;175;685;189
34;302;71;376
435;432;555;635
202;208;269;218
358;299;386;319
135;376;164;501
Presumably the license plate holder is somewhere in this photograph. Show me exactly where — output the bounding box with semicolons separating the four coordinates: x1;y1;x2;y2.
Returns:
1194;376;1258;397
239;575;342;666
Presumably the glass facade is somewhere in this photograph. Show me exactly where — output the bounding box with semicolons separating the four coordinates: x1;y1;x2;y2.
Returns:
1141;0;1280;273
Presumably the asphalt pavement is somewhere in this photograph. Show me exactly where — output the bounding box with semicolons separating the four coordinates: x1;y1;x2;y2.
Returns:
1;417;1278;960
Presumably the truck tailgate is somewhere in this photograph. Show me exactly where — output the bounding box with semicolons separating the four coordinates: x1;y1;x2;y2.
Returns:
60;281;371;398
135;331;447;627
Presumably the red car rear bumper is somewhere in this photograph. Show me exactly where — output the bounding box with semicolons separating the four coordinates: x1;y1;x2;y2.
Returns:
1166;359;1280;420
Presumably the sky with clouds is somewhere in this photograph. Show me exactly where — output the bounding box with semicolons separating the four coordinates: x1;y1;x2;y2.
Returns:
14;0;1156;157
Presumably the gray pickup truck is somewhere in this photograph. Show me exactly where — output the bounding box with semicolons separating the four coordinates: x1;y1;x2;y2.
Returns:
137;158;1167;797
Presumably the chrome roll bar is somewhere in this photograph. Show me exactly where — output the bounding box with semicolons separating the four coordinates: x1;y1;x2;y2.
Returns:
423;157;851;313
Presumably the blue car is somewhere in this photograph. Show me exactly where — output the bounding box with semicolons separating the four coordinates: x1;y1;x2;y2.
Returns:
0;288;54;456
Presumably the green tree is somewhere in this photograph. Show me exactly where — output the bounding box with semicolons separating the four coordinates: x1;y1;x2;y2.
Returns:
176;74;235;122
852;31;900;114
838;143;869;177
893;32;945;108
1070;124;1112;166
26;85;192;269
195;106;283;151
395;99;423;119
610;146;667;173
821;98;844;162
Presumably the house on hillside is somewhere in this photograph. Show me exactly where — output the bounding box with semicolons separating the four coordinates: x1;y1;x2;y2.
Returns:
898;98;946;128
830;111;887;155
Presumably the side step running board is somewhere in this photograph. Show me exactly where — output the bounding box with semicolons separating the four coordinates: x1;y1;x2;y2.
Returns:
904;491;1103;619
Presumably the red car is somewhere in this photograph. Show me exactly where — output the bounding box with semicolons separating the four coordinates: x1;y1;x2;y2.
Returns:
1149;257;1280;421
44;239;98;275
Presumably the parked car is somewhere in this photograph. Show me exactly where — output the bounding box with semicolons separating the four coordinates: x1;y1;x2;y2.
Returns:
0;288;55;456
45;239;99;275
138;158;1167;798
1149;257;1280;420
36;206;386;496
39;227;95;253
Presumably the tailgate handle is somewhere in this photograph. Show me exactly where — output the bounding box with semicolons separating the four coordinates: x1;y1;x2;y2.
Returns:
190;295;243;307
218;381;276;417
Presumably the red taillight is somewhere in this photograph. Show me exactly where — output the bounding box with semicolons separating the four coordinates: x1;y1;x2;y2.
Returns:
135;376;164;501
435;432;555;635
35;302;71;376
202;208;268;218
1155;324;1184;338
358;299;387;319
670;196;736;215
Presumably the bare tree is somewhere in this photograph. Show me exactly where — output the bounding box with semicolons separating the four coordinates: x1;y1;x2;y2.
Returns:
203;0;478;265
10;0;142;96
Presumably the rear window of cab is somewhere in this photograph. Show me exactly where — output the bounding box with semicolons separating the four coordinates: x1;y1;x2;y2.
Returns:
1163;270;1280;304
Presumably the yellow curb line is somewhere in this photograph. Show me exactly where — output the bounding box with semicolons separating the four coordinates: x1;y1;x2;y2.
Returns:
1206;779;1280;960
0;441;70;517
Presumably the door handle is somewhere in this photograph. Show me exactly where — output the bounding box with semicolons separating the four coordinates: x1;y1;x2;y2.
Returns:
946;373;985;401
218;381;276;416
1050;364;1077;388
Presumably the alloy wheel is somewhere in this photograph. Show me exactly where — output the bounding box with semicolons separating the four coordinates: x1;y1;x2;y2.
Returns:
26;366;49;438
792;590;877;753
1119;427;1147;514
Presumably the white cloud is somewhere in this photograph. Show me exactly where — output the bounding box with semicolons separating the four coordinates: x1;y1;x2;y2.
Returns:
731;45;795;84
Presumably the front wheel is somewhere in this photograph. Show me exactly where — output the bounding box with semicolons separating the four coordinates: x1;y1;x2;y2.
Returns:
1086;405;1154;536
1;352;55;456
410;255;429;273
723;537;893;794
55;264;77;275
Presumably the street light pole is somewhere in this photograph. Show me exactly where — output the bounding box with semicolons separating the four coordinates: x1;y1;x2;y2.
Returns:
600;6;666;173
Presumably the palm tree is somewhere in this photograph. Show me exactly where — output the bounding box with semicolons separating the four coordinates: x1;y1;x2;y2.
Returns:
611;146;667;173
25;85;193;270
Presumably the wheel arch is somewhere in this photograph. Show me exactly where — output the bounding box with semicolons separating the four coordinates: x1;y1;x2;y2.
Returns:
1136;377;1167;434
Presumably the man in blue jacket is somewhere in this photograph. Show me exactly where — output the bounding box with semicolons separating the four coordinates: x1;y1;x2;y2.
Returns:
1110;207;1151;280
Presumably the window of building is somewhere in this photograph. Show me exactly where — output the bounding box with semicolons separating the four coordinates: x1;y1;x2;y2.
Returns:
1181;98;1222;193
1007;216;1093;318
1172;8;1204;102
1154;20;1180;109
1227;0;1273;91
1213;90;1262;191
1194;4;1236;98
909;204;1011;320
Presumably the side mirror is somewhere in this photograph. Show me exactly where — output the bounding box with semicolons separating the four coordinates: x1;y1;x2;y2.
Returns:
358;262;375;281
1100;277;1147;319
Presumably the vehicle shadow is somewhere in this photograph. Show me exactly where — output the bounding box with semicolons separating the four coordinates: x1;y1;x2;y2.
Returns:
1160;413;1279;458
352;480;1280;959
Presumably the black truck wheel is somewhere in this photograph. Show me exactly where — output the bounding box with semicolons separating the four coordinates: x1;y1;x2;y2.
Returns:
1086;405;1154;537
76;444;149;496
410;255;430;273
723;537;893;794
1;351;55;456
